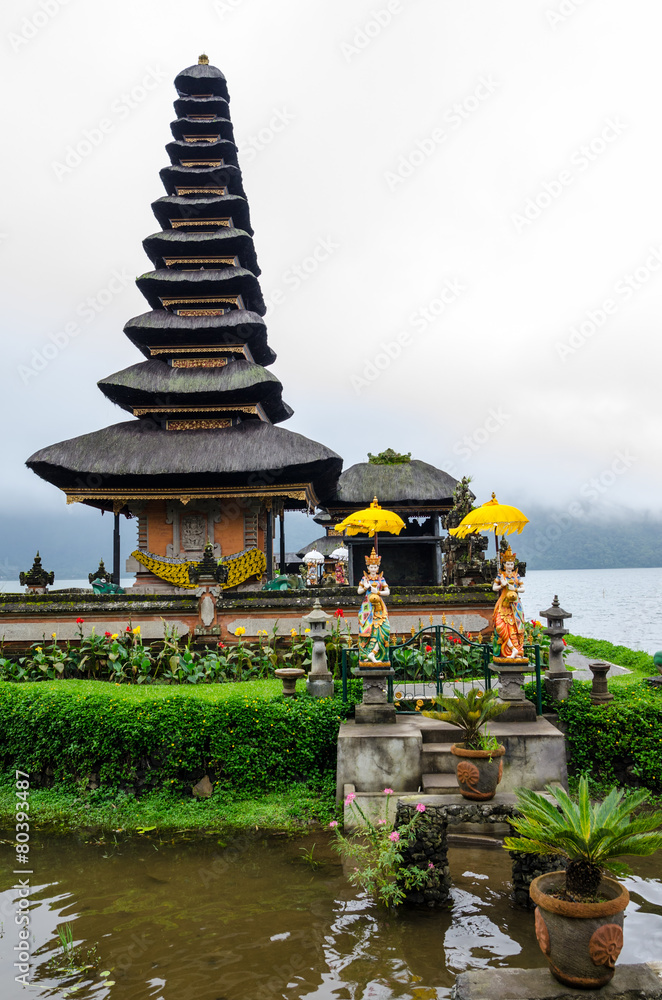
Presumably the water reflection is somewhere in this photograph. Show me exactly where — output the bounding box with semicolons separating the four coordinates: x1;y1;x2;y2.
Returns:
1;833;660;1000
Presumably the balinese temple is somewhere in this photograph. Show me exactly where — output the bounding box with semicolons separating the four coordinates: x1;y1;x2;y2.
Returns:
26;57;341;593
315;452;460;586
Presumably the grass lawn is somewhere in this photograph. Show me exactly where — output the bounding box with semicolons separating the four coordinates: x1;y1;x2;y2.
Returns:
567;634;655;687
0;676;303;701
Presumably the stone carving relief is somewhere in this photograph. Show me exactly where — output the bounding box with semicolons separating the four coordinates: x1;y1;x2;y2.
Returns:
165;501;221;559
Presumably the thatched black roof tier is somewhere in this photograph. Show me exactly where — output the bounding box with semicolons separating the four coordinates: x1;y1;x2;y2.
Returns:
151;195;251;235
98;359;291;423
159;164;245;200
136;268;265;315
174;62;229;102
166;139;238;167
142;228;258;275
328;460;459;510
123;310;275;365
27;420;342;505
173;96;229;119
170;117;234;143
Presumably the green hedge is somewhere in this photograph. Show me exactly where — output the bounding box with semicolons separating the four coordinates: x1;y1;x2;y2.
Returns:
0;680;354;795
531;679;662;793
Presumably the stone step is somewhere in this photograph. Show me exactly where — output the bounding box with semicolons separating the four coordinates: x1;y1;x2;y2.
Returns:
416;717;461;744
421;772;459;794
421;743;456;774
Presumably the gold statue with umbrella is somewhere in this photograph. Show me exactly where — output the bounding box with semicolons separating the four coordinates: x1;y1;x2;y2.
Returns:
449;492;529;662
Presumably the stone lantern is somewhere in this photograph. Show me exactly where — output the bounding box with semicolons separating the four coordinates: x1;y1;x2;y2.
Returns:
303;598;334;698
19;552;54;594
541;595;573;701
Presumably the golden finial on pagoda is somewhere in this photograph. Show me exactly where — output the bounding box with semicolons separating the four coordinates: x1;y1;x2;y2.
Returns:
198;53;209;64
410;625;416;637
459;622;464;635
441;612;447;625
429;614;433;626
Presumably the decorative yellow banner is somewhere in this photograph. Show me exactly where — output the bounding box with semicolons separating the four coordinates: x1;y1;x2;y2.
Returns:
132;548;267;590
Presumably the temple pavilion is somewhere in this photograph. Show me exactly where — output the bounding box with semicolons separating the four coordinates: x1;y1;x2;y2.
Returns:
27;57;341;592
312;452;460;587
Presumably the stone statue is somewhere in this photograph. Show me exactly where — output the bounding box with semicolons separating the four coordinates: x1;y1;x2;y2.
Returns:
492;544;526;660
91;577;125;595
357;548;391;663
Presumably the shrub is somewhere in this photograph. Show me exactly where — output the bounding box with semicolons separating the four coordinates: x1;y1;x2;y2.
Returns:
530;679;662;794
0;681;353;795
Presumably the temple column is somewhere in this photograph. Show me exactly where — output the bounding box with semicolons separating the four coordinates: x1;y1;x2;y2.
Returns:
265;507;274;581
279;508;286;574
113;513;121;584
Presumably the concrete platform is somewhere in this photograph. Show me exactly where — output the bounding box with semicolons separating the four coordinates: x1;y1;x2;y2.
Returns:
451;963;662;1000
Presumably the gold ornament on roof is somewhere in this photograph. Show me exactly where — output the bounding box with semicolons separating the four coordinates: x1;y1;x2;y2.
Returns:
198;54;209;64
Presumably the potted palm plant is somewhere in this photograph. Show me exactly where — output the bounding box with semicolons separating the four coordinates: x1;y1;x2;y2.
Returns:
422;687;509;800
505;776;662;989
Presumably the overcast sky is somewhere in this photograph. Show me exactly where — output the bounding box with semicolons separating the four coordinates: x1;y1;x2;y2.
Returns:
2;0;662;541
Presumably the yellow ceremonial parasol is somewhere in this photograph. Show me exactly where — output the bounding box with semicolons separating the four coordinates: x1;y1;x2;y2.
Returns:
333;496;405;553
448;492;529;567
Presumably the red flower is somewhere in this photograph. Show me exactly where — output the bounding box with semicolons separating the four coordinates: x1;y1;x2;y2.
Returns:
334;608;344;617
218;642;225;648
126;625;132;631
425;645;432;653
104;631;112;637
76;618;84;624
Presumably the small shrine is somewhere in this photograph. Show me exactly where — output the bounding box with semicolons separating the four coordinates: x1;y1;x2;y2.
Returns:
26;57;341;594
320;450;458;586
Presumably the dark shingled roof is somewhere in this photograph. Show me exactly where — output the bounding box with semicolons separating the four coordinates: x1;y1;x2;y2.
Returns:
142;228;258;275
136;267;265;315
98;359;292;424
166;139;238;167
26;420;342;503
329;460;458;508
174;62;229;101
170;117;234;143
123;309;275;366
151;194;252;235
173;96;230;119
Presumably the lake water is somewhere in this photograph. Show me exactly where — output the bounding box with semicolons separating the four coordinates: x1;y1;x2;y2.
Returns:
1;831;660;1000
523;567;662;654
2;567;662;655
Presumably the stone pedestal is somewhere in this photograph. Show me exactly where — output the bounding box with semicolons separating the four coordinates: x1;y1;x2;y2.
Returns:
544;671;573;703
490;660;536;722
353;662;396;724
274;667;305;696
589;660;614;705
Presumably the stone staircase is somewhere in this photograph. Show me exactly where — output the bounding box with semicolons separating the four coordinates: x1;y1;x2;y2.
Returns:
419;716;461;795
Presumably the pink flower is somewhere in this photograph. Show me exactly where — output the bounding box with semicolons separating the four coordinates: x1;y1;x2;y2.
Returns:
428;862;434;869
383;787;394;795
416;803;426;813
377;819;386;825
329;820;338;828
345;792;356;804
389;831;400;842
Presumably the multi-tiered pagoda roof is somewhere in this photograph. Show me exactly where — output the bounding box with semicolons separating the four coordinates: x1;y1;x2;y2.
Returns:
28;57;341;515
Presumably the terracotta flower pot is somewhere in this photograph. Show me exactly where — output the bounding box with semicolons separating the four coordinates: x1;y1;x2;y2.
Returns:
450;742;505;800
530;871;629;989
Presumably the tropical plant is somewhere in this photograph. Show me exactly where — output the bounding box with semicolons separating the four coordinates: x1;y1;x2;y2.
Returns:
422;686;508;750
504;775;662;900
331;790;431;907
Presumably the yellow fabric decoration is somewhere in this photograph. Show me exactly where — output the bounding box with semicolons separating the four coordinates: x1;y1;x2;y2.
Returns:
131;548;267;590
